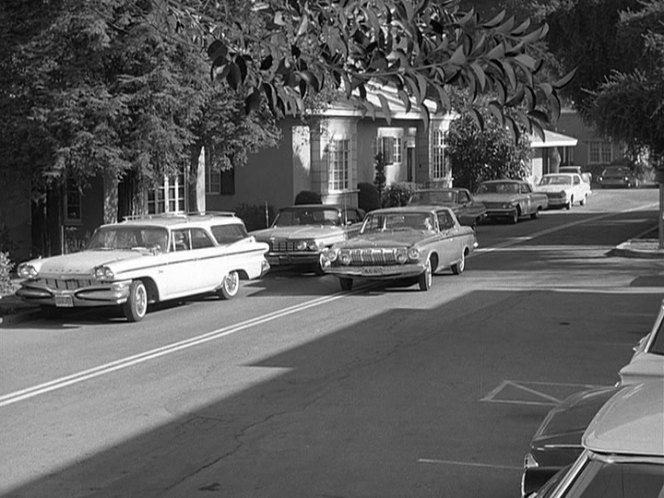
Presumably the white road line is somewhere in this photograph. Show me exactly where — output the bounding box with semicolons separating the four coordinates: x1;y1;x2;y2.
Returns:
0;291;351;408
418;459;522;471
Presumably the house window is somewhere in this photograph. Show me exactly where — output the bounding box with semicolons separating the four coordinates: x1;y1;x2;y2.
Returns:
64;178;82;223
329;139;349;191
432;129;446;179
589;141;613;164
220;168;235;195
148;171;186;214
381;136;402;164
206;162;221;194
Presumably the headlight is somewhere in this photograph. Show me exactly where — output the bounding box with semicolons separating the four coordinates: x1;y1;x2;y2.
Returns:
322;248;338;263
396;248;408;264
407;247;420;260
307;240;319;251
501;202;516;209
93;265;115;280
17;263;38;279
296;240;308;251
339;250;351;265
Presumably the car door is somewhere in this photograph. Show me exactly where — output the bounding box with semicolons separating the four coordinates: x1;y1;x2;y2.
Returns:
520;183;534;214
435;209;461;267
343;208;364;239
163;228;218;298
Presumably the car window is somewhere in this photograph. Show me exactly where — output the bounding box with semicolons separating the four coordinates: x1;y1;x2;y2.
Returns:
540;175;571;186
344;208;362;224
190;228;215;249
563;458;664;497
437;211;454;230
211;224;248;244
574;176;581;185
650;321;664;355
87;226;168;251
172;229;190;251
458;191;470;203
521;183;532;193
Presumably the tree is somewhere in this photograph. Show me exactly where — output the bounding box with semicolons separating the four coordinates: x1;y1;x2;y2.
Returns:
445;112;531;191
168;0;574;141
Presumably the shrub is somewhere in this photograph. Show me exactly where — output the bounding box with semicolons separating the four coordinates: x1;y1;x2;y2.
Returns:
0;251;14;296
234;203;277;231
294;190;322;205
381;183;415;207
357;182;381;212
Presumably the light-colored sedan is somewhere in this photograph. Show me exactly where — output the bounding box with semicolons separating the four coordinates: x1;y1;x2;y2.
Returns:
16;213;269;321
320;206;477;292
474;180;549;223
618;299;664;384
536;173;591;209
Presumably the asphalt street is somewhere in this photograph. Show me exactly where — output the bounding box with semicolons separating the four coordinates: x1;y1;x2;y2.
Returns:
1;188;662;498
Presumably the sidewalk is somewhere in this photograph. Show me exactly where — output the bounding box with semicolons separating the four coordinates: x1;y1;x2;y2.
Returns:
3;233;664;325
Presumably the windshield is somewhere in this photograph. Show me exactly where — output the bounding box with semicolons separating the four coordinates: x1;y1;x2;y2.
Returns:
87;226;169;252
476;182;519;194
540;175;572;186
361;212;435;234
650;320;664;355
409;191;456;204
272;208;341;227
602;167;629;176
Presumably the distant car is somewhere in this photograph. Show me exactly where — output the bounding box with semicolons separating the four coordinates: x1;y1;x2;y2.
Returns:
618;299;664;385
250;204;365;274
528;381;664;497
521;386;620;497
320;206;477;292
473;180;549;223
407;188;487;227
558;166;592;184
535;173;591;209
16;213;270;322
597;166;640;188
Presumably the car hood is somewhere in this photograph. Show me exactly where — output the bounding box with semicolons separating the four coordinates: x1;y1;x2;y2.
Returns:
618;353;664;385
333;231;431;249
252;226;343;240
473;193;518;202
29;250;150;276
535;185;571;193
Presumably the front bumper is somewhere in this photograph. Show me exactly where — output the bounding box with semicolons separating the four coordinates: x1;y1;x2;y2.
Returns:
484;208;517;217
544;195;569;207
16;280;132;307
266;251;321;266
322;262;426;280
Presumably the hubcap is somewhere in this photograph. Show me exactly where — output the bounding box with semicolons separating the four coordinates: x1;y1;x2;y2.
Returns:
225;272;239;295
136;285;147;316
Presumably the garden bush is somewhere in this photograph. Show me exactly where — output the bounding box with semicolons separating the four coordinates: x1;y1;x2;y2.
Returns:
0;251;14;296
381;183;416;207
234;203;277;231
294;190;322;205
357;182;381;212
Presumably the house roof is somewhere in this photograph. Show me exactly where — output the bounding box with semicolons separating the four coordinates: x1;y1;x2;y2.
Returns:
530;130;578;148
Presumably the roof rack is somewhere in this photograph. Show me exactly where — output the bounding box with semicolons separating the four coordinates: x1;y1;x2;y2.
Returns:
122;211;236;222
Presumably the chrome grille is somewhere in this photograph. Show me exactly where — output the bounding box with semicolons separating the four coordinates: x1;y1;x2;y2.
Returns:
270;239;298;252
38;278;95;290
347;248;398;266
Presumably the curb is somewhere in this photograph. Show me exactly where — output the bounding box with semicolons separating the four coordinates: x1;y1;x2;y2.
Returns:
608;240;664;259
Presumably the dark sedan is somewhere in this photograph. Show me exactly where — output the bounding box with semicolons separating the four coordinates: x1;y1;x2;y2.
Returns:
407;188;487;227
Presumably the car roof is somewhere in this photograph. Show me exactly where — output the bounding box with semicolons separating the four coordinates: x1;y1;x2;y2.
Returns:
369;205;453;215
582;381;664;456
280;204;346;210
542;173;576;176
111;212;242;229
478;179;522;184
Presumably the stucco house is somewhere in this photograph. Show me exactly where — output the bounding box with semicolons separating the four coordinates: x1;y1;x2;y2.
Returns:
1;89;582;260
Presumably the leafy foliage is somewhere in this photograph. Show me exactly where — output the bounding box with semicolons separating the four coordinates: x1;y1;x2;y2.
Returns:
167;0;573;140
294;190;323;204
0;251;14;297
445;112;531;191
357;182;381;212
381;183;415;207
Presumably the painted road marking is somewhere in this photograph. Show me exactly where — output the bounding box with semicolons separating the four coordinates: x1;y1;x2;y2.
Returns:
0;291;353;408
481;380;608;406
418;459;522;471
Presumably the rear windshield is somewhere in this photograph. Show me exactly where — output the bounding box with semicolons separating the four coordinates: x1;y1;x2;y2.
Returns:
211;224;248;244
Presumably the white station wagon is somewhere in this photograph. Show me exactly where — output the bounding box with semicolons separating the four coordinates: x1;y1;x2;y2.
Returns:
16;212;270;322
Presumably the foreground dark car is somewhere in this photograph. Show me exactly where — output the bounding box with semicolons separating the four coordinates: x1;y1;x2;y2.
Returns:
250;204;365;274
320;206;477;292
521;386;620;497
597;166;639;188
407;188;487;227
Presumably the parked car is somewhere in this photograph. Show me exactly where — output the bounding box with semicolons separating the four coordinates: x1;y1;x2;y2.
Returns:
558;166;592;184
473;180;549;223
320;206;477;292
535;173;591;209
250;204;365;274
618;299;664;385
528;380;664;497
597;166;640;188
407;188;487;227
521;386;620;497
16;212;270;322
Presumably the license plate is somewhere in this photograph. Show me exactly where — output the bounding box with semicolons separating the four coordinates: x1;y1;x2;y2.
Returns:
55;295;74;307
362;266;385;275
